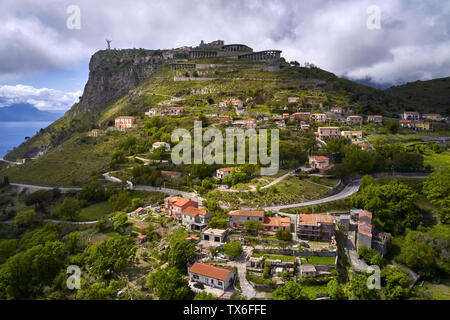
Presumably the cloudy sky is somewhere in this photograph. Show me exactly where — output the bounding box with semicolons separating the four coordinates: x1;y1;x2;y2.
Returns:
0;0;449;111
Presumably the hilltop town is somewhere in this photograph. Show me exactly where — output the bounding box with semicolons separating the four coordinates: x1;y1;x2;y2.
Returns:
0;40;449;301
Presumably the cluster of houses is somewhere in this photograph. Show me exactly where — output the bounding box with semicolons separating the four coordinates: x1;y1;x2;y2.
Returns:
151;192;395;295
145;106;185;117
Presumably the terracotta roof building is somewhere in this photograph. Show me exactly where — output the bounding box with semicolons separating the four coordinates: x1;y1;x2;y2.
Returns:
228;210;265;229
188;262;235;290
297;214;335;241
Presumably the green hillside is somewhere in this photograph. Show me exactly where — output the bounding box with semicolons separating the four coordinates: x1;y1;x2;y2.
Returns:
1;51;449;186
385;77;450;115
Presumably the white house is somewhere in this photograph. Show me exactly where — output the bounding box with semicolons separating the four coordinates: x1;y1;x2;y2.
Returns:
401;111;420;121
182;207;213;231
216;167;233;179
189;262;235;290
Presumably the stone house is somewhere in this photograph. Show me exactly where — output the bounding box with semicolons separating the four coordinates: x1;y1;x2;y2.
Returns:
115;116;136;129
346;115;362;125
310;113;327;123
316;127;341;139
169;106;184;116
202;228;229;243
297;214;335;241
262;216;291;234
228;210;265;229
341;131;363;142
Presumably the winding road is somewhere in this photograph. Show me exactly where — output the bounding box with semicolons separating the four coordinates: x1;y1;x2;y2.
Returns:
3;172;429;225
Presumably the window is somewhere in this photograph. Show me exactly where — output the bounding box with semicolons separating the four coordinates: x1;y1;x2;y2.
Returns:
193;275;199;279
218;281;222;286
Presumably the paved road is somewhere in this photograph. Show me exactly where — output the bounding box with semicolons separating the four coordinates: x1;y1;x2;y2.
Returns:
261;181;361;212
10;183;81;193
227;247;265;299
133;185;204;205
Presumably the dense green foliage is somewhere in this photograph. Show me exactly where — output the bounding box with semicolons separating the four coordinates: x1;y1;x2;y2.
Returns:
147;267;193;300
222;241;243;259
351;180;421;234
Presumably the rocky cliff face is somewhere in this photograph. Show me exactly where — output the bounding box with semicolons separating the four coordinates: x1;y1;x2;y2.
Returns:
69;49;163;115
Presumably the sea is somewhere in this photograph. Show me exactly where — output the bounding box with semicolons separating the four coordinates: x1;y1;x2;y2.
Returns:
0;121;53;158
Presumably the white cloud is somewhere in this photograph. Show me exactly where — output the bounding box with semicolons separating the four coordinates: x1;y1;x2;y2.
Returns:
0;84;82;111
0;0;448;85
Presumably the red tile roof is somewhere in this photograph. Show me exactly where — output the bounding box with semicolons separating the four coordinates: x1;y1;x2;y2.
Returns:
310;155;329;161
298;214;334;226
219;167;233;172
228;210;265;217
161;170;182;176
359;210;372;219
263;216;290;228
174;198;197;207
189;263;233;281
183;206;208;217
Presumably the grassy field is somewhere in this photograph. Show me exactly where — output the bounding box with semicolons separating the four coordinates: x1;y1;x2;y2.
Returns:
0;134;122;186
416;278;450;300
301;256;336;266
207;177;330;207
78;201;114;221
281;198;352;215
424;150;450;169
252;253;296;262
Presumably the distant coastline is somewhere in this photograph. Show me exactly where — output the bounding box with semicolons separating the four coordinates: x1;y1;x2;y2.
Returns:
0;121;53;158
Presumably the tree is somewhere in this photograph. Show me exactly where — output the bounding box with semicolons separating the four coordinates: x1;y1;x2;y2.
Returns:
168;240;196;270
386;119;399;133
65;231;83;254
275;229;292;241
381;266;411;300
393;152;424;172
208;213;228;229
194;291;218;300
272;282;310;300
244;221;264;234
85;236;137;277
55;197;81;221
360;175;374;189
400;231;436;276
358;245;384;266
343;145;375;174
347;273;380;300
351;180;421;234
108;190;132;211
0;241;66;299
326;279;346;300
222;241;243;259
423;169;450;224
14;209;36;228
76;280;126;300
0;239;17;264
77;181;106;203
263;262;271;279
147;267;193;300
113;212;129;233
